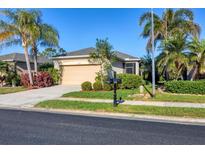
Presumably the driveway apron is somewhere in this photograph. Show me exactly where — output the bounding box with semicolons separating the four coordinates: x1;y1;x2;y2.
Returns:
0;85;80;107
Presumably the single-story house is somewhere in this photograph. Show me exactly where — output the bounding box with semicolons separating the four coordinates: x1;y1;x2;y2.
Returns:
0;53;51;74
53;47;140;85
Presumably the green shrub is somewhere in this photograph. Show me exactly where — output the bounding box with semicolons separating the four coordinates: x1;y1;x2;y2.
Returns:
47;68;61;85
39;63;54;71
103;83;112;91
165;80;205;94
81;81;92;91
93;81;103;91
117;74;143;89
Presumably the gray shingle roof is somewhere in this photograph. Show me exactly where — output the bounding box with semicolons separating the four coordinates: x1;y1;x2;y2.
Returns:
0;53;51;63
65;47;139;61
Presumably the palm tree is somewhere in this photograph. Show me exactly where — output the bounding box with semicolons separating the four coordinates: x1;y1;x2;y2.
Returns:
0;9;41;85
140;54;152;81
30;19;59;73
89;38;116;86
157;32;188;80
139;8;200;52
188;37;205;80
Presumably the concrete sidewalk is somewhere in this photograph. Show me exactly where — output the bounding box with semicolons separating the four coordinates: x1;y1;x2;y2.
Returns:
57;97;205;108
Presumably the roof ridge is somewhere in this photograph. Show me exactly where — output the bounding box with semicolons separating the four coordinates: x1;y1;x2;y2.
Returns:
69;47;94;53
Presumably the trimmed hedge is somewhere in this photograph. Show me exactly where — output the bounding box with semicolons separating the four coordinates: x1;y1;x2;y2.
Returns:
165;80;205;94
93;81;103;91
81;81;92;91
103;83;112;91
117;74;143;89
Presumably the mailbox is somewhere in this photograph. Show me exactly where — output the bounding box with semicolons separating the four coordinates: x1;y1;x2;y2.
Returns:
107;70;124;107
108;78;122;84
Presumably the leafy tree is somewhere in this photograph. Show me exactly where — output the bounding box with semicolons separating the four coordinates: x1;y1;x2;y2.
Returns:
188;37;205;80
89;38;116;87
0;61;19;86
0;9;41;85
0;61;8;86
39;47;66;58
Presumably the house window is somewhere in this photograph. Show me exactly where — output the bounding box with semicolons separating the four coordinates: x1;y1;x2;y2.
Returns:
125;63;136;74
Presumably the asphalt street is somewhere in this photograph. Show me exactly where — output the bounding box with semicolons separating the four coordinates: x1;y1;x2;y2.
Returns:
0;109;204;145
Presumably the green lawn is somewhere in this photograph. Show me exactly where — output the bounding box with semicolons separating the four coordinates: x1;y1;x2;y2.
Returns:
134;92;205;103
63;88;205;103
36;100;205;118
0;87;27;94
63;89;140;100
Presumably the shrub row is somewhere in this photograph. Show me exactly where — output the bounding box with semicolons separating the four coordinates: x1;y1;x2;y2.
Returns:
81;81;112;91
164;80;205;94
81;74;143;91
21;72;53;88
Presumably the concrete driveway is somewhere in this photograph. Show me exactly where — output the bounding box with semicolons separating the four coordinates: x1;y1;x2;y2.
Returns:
0;85;80;107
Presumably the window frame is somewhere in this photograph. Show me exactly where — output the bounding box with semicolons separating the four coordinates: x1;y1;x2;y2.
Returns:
124;62;136;74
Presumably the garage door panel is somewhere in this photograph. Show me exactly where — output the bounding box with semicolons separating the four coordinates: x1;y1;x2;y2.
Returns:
62;65;100;85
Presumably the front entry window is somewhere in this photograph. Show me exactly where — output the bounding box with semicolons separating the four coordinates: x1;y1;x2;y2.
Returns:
125;63;136;74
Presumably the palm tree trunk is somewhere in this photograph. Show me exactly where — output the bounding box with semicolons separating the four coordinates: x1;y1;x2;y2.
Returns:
33;54;38;73
32;43;38;73
191;66;198;81
195;65;201;80
24;45;33;85
33;48;38;73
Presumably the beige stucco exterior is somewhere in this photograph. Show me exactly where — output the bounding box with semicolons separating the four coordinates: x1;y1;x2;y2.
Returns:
54;57;100;85
61;65;100;85
54;57;140;85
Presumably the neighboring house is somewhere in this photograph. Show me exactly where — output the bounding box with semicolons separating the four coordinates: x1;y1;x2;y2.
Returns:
53;47;140;85
0;53;51;74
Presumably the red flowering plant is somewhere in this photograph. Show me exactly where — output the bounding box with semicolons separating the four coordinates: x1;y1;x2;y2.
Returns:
21;72;53;88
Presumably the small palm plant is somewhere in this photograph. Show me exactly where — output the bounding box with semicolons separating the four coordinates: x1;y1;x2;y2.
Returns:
188;37;205;80
157;32;188;80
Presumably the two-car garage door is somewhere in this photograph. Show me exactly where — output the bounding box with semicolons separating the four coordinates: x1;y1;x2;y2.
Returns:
61;65;100;85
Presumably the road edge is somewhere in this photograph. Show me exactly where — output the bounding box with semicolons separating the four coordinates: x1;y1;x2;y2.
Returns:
0;105;205;126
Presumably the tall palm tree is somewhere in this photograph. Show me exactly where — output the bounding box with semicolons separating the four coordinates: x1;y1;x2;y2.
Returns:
188;37;205;80
89;38;116;86
139;8;200;52
0;9;41;85
30;18;59;73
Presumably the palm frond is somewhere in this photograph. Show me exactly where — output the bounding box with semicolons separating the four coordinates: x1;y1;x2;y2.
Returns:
174;8;193;21
0;38;21;49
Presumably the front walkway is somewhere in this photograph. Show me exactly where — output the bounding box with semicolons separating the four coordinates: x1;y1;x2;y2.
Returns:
0;85;80;107
57;97;205;108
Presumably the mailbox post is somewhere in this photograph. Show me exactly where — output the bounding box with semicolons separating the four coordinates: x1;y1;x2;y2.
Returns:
107;70;123;107
113;71;117;107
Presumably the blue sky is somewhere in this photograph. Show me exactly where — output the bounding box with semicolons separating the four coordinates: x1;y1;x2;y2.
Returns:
0;8;205;58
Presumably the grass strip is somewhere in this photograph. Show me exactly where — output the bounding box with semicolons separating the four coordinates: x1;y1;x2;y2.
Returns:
63;89;205;103
134;93;205;103
63;89;139;100
0;87;27;94
36;100;205;118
